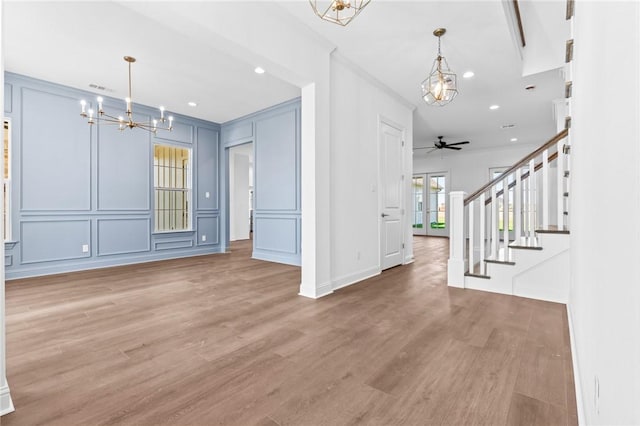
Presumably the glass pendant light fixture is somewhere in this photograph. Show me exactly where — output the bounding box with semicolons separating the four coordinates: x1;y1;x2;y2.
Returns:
309;0;371;26
421;28;458;107
80;56;173;134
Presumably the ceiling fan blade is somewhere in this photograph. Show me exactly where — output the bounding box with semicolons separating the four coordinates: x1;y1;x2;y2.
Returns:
446;141;470;146
443;146;462;150
413;146;432;150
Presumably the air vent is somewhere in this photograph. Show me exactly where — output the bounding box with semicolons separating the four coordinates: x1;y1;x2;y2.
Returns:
501;124;516;129
88;84;114;92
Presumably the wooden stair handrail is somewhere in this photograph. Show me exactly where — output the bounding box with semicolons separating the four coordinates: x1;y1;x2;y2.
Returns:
464;129;568;205
484;151;558;205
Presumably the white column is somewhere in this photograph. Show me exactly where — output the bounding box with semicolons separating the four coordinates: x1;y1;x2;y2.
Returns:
447;191;467;288
0;0;15;415
299;79;333;299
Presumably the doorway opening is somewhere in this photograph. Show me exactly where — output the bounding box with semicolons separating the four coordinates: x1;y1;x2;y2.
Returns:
425;172;448;237
228;142;254;254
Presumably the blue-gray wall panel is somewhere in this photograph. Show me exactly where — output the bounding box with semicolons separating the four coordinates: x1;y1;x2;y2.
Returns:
196;127;219;210
223;122;253;145
4;83;12;113
154;238;194;251
21;88;91;211
197;216;219;246
97;218;150;256
154;121;193;144
97;118;150;211
21;220;91;264
254;110;297;211
253;216;298;254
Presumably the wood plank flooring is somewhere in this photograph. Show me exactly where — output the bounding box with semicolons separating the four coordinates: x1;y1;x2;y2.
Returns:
2;237;577;425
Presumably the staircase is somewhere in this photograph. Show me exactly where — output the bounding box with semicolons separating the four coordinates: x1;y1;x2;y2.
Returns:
447;129;571;303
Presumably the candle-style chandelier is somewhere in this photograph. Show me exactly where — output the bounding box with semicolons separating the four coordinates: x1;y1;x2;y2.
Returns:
309;0;371;26
421;28;458;107
80;56;173;134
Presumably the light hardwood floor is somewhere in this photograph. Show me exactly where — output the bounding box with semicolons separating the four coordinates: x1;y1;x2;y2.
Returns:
2;237;577;425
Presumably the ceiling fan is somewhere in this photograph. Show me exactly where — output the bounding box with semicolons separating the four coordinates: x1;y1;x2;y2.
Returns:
413;136;470;154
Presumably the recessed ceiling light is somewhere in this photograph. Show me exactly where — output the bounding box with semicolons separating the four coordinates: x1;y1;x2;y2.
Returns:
254;67;265;74
188;102;197;107
462;71;475;79
489;105;500;110
510;137;518;142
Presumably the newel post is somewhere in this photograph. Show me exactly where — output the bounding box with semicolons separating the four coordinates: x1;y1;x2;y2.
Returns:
448;191;466;288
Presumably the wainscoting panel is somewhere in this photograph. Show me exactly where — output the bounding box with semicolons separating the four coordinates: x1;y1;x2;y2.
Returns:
97;218;151;256
21;219;91;264
196;127;219;211
223;122;253;145
21;88;91;211
254;109;298;212
253;216;298;254
4;83;12;113
197;216;219;246
97;117;150;211
154;121;193;145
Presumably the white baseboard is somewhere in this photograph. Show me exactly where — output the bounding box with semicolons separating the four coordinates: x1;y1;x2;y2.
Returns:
0;384;14;416
331;267;380;292
566;304;585;426
298;281;333;299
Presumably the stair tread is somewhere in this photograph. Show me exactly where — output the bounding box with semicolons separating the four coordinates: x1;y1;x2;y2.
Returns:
509;237;543;250
536;226;570;235
465;272;491;279
485;248;515;264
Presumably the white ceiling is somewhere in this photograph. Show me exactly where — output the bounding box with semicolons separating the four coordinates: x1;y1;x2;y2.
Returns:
3;1;565;151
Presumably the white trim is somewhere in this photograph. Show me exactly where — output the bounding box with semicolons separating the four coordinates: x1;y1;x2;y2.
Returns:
0;384;13;416
298;281;333;299
403;255;415;265
332;266;380;292
566;304;585;426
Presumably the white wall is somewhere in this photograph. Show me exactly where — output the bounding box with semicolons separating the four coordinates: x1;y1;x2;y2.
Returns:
413;142;538;195
329;54;414;289
570;2;640;425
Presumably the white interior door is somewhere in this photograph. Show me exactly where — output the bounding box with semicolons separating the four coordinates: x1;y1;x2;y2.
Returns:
380;122;404;270
426;172;449;237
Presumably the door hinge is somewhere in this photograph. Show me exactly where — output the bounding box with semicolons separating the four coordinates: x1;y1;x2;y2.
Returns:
402;140;405;147
402;243;405;249
401;174;405;181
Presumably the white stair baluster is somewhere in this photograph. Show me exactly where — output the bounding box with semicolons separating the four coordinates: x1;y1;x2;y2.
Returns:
529;158;536;236
468;200;474;274
515;167;522;240
557;141;565;228
542;149;549;228
491;185;498;259
479;193;486;275
503;176;509;257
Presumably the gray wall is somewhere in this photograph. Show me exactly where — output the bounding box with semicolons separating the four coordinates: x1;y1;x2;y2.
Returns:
4;72;221;279
221;99;301;266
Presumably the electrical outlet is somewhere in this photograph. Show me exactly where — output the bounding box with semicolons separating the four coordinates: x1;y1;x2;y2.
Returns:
82;244;89;253
201;235;207;242
205;192;210;199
